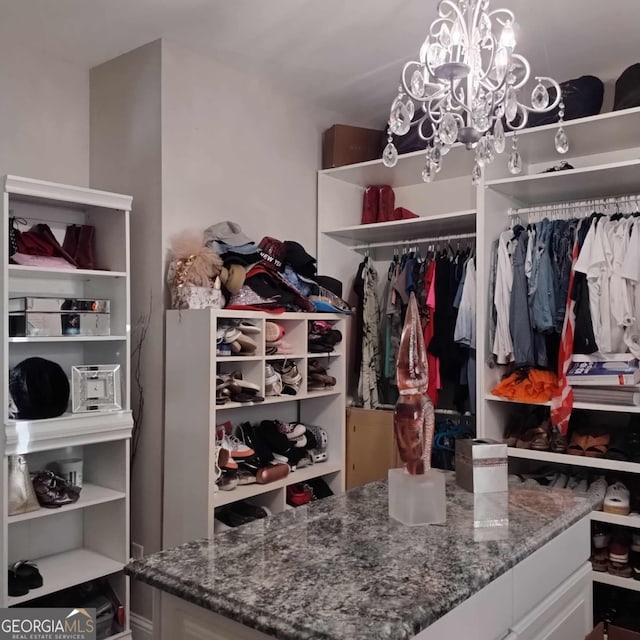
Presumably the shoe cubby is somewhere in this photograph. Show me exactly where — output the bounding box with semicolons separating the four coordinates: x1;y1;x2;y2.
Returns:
216;316;264;358
164;309;347;548
307;319;343;355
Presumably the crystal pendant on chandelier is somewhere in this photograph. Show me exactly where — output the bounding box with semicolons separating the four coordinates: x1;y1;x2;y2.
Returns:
505;88;518;123
383;0;564;181
508;138;522;175
383;141;399;167
555;127;569;154
411;70;425;98
493;118;506;154
439;113;458;146
431;145;442;173
531;82;550;110
422;157;434;183
472;162;482;186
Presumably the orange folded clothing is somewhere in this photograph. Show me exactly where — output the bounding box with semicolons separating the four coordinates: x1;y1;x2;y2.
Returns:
492;369;558;403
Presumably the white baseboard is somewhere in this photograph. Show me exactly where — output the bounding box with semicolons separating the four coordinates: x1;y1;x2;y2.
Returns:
130;613;153;640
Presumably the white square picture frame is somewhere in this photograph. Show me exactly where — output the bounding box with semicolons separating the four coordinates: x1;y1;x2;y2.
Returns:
71;364;122;413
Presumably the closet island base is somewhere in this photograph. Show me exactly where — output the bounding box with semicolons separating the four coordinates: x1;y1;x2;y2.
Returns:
127;474;593;640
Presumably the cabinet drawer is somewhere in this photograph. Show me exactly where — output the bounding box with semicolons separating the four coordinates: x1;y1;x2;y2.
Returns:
511;562;592;640
512;516;589;621
415;570;513;640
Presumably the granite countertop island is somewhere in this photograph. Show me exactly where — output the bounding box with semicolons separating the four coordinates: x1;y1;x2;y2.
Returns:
126;475;592;640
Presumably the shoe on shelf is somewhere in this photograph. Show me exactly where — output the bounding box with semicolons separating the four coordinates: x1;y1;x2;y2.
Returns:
550;473;569;489
265;321;285;343
229;501;269;520
292;434;307;448
603;481;631;515
237;320;261;335
609;534;630;565
265;364;283;397
276;363;302;395
217;470;239;491
631;535;640;581
591;523;611;549
215;507;255;528
7;570;29;597
10;561;43;589
236;468;256;485
591;548;609;572
549;427;568;453
217;423;255;458
278;422;306;440
587;476;608;510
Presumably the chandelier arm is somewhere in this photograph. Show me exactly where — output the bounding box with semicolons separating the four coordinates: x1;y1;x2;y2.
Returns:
439;0;470;45
448;80;471;116
516;77;562;113
487;8;515;27
475;38;497;83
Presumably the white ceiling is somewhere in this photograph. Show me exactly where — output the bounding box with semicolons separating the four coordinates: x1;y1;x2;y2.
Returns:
2;0;638;126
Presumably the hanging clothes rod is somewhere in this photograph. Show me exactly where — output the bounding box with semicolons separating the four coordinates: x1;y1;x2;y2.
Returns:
353;231;476;252
509;193;640;216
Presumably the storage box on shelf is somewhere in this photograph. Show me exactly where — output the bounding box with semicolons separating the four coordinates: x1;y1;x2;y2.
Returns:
1;175;132;636
162;309;347;549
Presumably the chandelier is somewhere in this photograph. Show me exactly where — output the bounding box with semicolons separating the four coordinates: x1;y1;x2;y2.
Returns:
383;0;569;183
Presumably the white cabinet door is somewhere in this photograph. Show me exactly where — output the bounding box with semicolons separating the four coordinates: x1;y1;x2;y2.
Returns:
510;563;592;640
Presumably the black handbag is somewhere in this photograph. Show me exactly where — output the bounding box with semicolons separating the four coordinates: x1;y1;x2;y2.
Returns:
614;63;640;111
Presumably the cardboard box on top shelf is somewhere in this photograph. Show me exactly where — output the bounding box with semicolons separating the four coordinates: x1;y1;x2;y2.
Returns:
586;622;640;640
322;124;385;169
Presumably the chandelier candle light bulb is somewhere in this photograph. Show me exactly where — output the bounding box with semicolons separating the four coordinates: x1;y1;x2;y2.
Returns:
383;0;567;181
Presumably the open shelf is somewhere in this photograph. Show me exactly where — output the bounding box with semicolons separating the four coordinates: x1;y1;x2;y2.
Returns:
485;393;640;414
508;448;640;474
504;106;640;167
7;548;124;605
592;571;640;592
8;265;127;279
320;143;475;187
9;335;126;343
322;209;476;245
213;462;342;508
485;159;640;205
8;483;126;524
591;511;640;529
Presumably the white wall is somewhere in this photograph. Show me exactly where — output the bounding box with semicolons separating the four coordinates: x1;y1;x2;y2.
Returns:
161;40;342;253
89;38;344;622
89;40;163;622
0;42;89;184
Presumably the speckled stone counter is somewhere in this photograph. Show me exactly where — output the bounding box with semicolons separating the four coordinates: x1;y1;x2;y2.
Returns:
126;475;591;640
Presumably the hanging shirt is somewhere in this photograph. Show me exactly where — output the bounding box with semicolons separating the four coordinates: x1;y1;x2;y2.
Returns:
623;218;640;357
493;229;516;364
454;257;476;349
357;261;381;409
608;218;633;352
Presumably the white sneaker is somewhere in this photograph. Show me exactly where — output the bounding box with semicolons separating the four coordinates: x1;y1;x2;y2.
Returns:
587;476;608;509
220;433;254;458
603;481;631;515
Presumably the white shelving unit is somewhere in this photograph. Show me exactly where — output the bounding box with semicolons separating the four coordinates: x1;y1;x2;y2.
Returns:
162;309;347;549
316;108;640;599
1;175;133;638
475;109;640;601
